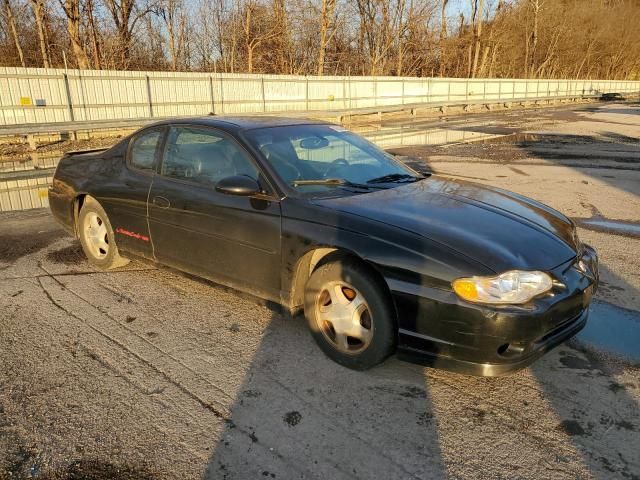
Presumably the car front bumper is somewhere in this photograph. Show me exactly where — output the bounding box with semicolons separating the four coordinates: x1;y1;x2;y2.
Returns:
397;307;588;376
391;245;598;376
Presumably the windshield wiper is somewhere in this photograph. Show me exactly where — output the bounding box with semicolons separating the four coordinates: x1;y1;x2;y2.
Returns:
291;178;385;189
366;173;425;184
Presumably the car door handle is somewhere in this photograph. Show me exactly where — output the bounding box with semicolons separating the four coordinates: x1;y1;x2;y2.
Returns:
152;196;170;209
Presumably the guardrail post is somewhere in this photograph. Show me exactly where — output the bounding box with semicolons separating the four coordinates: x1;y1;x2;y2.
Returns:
348;71;352;110
373;76;377;107
63;73;74;122
219;75;225;114
209;76;215;114
145;75;153;118
342;76;346;109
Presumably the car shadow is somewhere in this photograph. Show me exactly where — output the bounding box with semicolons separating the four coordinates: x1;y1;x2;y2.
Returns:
201;307;447;479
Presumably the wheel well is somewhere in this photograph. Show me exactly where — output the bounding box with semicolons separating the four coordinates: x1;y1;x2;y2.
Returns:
288;248;396;320
73;194;88;237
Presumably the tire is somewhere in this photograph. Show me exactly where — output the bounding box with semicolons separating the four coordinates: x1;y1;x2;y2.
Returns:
304;258;396;370
78;196;129;270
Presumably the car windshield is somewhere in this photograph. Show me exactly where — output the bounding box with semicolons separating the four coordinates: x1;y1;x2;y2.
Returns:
243;124;422;194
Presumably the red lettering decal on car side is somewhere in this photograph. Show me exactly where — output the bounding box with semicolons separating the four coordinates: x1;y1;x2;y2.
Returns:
115;227;150;242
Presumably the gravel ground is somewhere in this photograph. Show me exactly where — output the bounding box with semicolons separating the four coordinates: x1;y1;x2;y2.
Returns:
0;136;125;161
1;103;639;480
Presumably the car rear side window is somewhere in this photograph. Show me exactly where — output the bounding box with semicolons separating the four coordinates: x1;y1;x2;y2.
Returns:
129;129;162;171
161;127;258;186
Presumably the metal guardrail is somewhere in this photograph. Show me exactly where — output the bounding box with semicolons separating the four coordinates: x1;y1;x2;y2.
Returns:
0;92;625;140
2;66;639;128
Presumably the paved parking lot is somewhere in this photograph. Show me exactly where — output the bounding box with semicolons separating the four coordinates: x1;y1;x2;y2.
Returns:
1;102;639;479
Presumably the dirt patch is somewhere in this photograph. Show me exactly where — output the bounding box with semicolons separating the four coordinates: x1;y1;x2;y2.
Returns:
557;420;587;437
0;136;121;163
283;411;302;427
0;142;30;158
36;459;158;480
46;244;85;265
0;231;65;264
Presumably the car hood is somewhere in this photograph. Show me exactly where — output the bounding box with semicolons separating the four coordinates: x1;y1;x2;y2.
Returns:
313;176;578;272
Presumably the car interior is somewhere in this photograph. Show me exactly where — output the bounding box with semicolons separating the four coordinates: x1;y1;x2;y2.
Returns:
161;129;258;186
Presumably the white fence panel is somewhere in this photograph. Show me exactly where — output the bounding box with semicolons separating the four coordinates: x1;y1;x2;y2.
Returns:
307;76;347;111
264;75;307;112
70;70;149;121
1;66;639;126
219;75;263;113
376;79;404;107
350;78;376;109
150;73;211;118
404;78;429;103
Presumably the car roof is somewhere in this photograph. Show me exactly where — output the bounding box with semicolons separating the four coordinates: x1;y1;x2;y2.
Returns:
149;115;330;131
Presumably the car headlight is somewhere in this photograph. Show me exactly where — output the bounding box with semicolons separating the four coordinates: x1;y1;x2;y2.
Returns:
452;270;553;305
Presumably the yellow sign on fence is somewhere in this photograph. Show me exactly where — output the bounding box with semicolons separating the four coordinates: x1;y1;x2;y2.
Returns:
20;97;32;106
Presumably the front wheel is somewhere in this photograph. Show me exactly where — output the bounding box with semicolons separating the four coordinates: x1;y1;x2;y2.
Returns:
304;259;396;370
78;197;129;270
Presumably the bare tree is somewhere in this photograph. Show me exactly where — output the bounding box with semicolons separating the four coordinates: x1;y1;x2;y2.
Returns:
29;0;50;68
527;0;542;77
439;0;448;76
0;0;639;79
103;0;156;67
241;0;280;73
59;0;91;68
85;0;102;68
317;0;336;75
3;0;25;67
355;0;411;75
160;0;186;71
470;0;484;77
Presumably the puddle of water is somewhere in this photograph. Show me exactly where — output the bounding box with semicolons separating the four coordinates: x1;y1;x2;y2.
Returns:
361;126;498;148
461;132;542;144
578;300;640;363
574;218;640;238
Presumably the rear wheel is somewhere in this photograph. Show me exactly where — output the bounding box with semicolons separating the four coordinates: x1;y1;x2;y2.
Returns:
78;197;129;270
304;259;396;370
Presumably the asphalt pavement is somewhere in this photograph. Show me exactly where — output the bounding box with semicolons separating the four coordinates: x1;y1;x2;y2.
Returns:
1;102;639;480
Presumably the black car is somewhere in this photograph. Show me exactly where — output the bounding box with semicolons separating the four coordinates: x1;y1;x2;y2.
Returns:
600;92;625;101
49;117;599;375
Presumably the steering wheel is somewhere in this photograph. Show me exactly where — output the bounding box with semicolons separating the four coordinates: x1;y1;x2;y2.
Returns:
324;158;350;178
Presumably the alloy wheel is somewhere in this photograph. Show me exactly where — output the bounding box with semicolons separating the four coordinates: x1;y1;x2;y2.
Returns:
315;281;374;354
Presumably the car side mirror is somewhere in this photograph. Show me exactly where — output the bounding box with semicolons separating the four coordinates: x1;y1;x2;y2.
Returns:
215;175;261;196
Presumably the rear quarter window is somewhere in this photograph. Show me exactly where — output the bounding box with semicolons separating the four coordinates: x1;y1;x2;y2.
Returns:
129;129;163;170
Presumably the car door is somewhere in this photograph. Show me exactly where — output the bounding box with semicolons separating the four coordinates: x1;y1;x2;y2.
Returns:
147;125;282;300
102;126;165;260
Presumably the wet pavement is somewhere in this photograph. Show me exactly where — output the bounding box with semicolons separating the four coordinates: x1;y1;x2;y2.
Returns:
581;301;640;363
575;218;640;238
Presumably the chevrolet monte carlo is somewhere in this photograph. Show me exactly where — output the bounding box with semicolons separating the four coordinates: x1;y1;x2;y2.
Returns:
49;117;599;375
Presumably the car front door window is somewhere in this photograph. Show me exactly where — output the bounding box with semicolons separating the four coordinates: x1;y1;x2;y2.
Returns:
162;127;259;186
